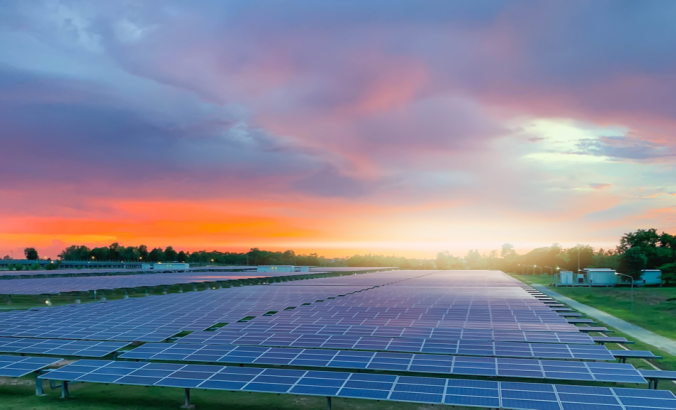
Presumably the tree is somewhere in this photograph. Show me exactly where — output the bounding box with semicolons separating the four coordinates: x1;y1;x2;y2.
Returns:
24;247;39;260
282;250;296;265
138;245;149;261
659;262;676;286
58;245;91;260
108;243;121;260
2;255;10;260
164;246;178;262
501;243;516;258
247;248;263;265
555;245;594;272
177;251;187;263
617;229;675;269
436;251;465;270
617;229;660;253
465;249;482;269
148;248;164;262
620;247;647;280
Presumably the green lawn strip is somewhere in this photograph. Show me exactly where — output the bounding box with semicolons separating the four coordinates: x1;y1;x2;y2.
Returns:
0;375;453;410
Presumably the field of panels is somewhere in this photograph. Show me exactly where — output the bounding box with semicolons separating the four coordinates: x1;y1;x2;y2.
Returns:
1;269;675;410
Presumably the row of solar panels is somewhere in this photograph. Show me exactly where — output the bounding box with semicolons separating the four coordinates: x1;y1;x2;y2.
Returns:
216;323;596;343
39;360;676;410
0;335;655;384
0;327;180;342
176;331;616;360
242;317;580;331
121;342;647;384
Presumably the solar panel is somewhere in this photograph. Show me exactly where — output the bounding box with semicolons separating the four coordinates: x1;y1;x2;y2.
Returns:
0;355;62;377
611;350;662;361
640;370;676;380
0;337;129;357
40;360;676;409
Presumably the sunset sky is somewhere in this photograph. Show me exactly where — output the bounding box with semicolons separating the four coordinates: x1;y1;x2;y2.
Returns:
2;1;675;259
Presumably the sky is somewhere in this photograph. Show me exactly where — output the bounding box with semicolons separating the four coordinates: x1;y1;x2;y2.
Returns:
1;1;676;259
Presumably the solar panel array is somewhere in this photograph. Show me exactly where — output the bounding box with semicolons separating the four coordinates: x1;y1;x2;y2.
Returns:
1;269;674;410
121;343;645;383
41;360;676;409
0;285;379;338
0;355;63;377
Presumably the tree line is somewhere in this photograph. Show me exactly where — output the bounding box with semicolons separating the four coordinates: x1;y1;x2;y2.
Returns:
499;229;676;283
4;229;675;282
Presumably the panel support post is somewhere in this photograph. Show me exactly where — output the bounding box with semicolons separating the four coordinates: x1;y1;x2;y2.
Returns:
100;291;106;301
326;396;332;410
181;388;195;409
61;381;69;399
179;285;184;293
163;286;168;295
75;293;81;304
123;289;129;299
35;378;45;396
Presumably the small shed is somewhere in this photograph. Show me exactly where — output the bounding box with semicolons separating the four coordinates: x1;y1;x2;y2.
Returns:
583;268;618;287
638;269;662;286
257;265;294;273
559;270;574;285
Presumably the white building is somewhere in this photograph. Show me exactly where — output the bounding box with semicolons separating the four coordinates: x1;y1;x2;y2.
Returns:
582;268;618;287
637;269;662;286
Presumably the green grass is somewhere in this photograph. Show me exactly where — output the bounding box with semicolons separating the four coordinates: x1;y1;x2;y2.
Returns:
0;376;452;410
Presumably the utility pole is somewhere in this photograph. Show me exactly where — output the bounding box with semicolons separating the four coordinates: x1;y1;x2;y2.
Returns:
577;245;580;273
